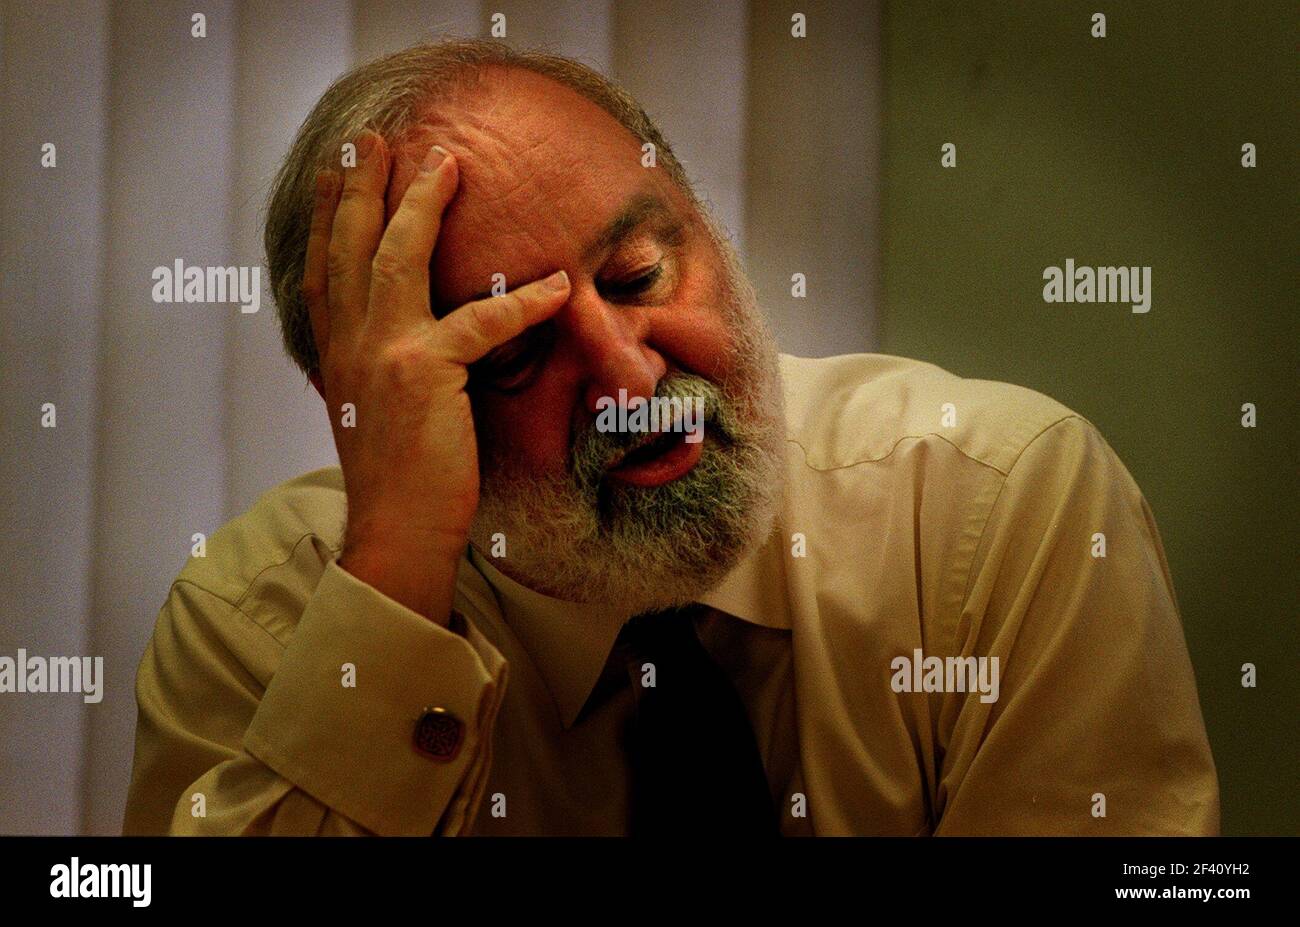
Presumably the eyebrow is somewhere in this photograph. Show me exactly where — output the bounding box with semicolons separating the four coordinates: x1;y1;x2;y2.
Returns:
581;191;677;263
455;191;681;305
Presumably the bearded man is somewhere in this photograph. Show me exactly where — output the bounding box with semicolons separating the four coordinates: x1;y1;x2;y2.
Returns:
123;40;1218;836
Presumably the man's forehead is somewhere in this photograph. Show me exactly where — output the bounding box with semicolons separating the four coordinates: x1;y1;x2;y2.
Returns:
410;68;674;303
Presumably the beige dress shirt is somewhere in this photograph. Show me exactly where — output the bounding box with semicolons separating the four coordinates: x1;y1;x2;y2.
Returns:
123;353;1220;836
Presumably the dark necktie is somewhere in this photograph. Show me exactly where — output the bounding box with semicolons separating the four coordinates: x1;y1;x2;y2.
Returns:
619;604;781;836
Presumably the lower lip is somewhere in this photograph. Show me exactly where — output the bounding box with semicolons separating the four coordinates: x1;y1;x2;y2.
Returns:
606;433;704;487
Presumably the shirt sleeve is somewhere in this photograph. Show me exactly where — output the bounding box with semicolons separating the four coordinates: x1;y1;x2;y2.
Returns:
122;559;507;836
933;415;1220;835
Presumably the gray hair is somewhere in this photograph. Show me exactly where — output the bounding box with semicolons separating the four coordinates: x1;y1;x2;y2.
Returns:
264;38;698;377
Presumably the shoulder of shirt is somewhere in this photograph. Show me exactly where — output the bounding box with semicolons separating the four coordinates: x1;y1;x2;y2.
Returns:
777;352;1089;477
167;466;346;628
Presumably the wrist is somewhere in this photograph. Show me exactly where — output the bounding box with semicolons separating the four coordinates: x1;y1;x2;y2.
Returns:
337;537;463;626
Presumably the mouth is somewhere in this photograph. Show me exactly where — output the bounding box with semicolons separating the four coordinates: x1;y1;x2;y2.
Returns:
605;428;704;487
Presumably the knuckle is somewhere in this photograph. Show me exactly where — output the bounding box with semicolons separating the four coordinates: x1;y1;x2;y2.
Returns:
437;316;475;360
369;249;408;286
376;336;434;388
499;292;528;329
408;172;451;214
398;178;433;209
325;246;353;281
336;183;370;206
468;299;511;342
300;275;326;304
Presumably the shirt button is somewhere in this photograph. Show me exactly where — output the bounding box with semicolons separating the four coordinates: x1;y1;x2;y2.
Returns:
413;707;463;762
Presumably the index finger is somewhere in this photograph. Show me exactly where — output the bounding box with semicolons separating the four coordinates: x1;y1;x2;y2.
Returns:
439;271;572;366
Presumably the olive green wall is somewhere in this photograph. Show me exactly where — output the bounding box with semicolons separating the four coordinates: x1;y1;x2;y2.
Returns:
880;1;1297;834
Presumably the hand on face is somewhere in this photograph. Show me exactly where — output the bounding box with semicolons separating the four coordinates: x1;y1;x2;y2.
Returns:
303;130;571;623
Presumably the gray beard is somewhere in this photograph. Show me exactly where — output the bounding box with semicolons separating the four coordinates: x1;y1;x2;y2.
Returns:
469;261;786;617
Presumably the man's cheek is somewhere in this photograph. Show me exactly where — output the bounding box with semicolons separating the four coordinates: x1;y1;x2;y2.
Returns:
471;402;529;474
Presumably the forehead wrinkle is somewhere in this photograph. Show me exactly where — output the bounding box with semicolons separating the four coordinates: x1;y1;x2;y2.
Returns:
430;78;632;206
435;111;586;233
421;72;676;303
480;138;573;219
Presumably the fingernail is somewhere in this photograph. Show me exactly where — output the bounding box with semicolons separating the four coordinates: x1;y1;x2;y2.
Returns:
355;131;377;160
421;144;449;173
545;270;569;291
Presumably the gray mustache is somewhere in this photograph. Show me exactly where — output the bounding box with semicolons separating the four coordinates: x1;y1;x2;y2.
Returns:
569;375;726;471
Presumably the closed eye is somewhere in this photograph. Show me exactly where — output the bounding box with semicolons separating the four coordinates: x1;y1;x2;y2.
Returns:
470;323;555;394
598;264;663;301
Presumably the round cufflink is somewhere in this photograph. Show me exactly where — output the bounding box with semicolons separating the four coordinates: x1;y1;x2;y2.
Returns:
413;706;464;762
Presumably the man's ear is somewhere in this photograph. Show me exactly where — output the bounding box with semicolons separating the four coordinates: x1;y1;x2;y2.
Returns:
308;371;325;401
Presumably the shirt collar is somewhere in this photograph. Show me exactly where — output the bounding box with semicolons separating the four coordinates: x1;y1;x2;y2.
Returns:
697;516;792;632
467;546;627;730
465;517;790;730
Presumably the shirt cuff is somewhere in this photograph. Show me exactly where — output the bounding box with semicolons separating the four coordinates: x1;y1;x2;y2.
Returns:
243;558;506;836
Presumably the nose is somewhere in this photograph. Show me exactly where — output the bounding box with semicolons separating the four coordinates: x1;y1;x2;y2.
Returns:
560;285;666;416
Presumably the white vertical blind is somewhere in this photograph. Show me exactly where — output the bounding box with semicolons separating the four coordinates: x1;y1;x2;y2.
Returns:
223;1;352;517
353;0;480;64
83;0;237;835
612;0;749;255
0;0;109;835
494;0;612;73
746;0;880;357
